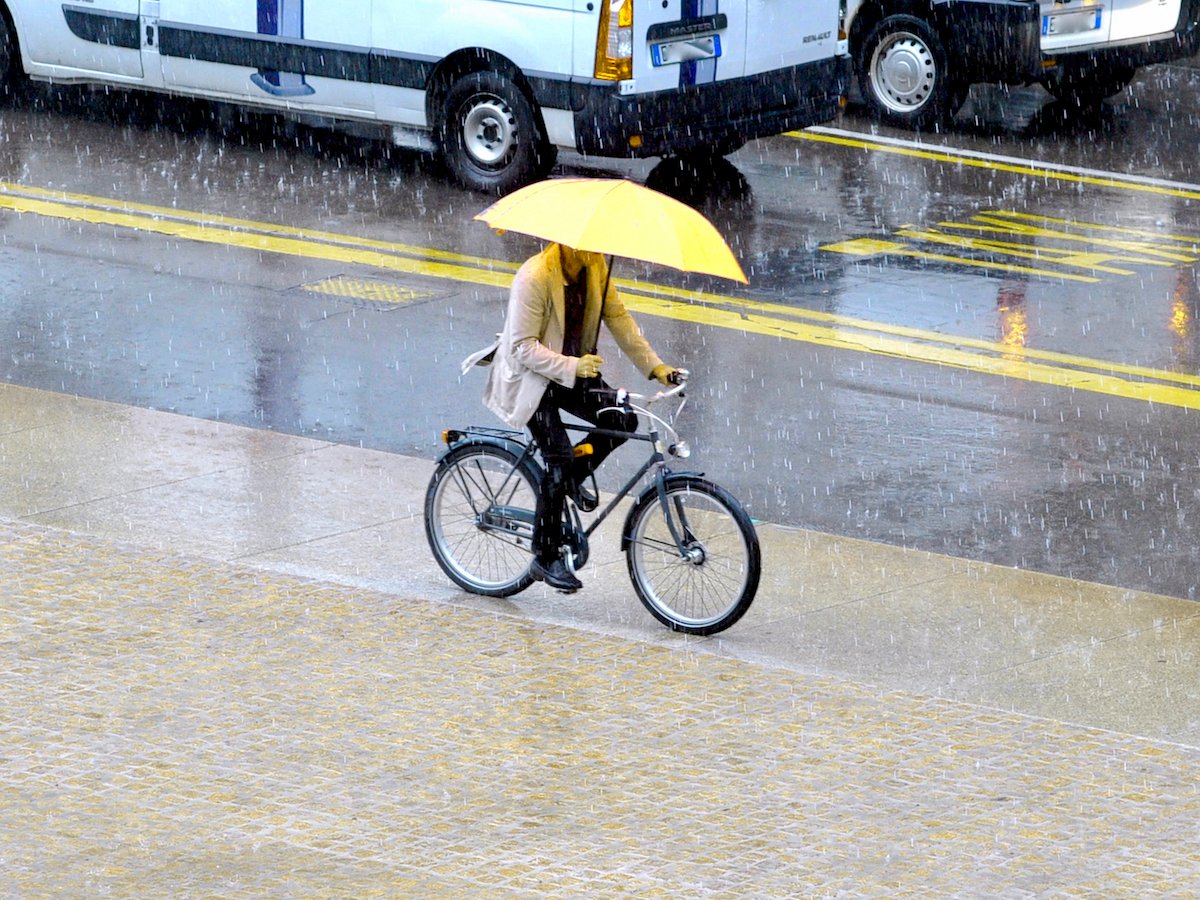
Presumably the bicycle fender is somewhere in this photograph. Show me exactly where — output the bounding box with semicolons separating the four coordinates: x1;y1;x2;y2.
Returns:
620;470;705;552
435;431;530;465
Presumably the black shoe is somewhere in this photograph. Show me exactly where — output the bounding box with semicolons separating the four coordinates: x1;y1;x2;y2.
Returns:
570;480;599;512
530;558;583;593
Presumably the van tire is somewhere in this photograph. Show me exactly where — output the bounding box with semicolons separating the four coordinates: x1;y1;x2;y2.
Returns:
858;15;965;130
1044;63;1136;109
439;71;556;195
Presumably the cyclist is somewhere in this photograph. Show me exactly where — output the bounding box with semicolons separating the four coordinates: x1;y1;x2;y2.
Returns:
470;243;678;592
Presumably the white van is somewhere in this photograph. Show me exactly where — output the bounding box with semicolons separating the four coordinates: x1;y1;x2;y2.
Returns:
843;0;1200;129
1040;0;1200;105
0;1;848;193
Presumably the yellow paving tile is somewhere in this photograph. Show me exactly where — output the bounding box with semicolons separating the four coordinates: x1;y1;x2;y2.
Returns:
1;521;1200;894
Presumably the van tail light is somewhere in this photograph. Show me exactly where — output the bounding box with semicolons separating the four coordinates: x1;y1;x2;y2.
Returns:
595;0;634;81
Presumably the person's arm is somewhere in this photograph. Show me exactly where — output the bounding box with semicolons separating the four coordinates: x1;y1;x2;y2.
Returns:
600;279;668;380
508;265;579;386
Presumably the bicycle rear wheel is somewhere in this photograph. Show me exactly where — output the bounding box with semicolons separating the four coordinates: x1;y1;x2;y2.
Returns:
625;476;761;635
425;442;540;597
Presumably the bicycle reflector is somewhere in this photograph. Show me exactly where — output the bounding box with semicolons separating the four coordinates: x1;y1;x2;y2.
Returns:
442;429;464;445
573;443;594;458
595;0;633;81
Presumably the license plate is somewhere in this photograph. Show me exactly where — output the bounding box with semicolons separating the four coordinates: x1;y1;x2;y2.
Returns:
651;35;721;67
1043;8;1103;36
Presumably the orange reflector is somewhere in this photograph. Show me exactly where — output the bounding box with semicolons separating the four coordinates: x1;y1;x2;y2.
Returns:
628;135;643;149
573;443;594;458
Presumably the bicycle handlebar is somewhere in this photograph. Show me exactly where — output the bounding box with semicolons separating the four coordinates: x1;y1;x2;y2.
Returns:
593;368;689;408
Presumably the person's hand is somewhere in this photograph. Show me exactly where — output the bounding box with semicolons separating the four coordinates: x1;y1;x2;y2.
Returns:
576;354;604;379
650;364;678;386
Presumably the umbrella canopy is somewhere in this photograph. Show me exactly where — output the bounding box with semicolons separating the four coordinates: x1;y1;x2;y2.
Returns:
474;177;748;284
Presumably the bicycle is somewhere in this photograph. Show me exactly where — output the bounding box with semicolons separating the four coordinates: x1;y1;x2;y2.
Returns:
424;370;761;635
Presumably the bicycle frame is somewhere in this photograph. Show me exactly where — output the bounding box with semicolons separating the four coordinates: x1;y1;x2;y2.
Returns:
445;389;700;559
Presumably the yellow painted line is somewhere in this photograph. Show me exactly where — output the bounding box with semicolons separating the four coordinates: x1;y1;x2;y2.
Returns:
951;213;1200;261
0;191;516;289
993;210;1200;247
4;182;1200;409
790;129;1200;201
0;180;518;273
622;294;1200;410
822;236;1103;283
615;278;1200;390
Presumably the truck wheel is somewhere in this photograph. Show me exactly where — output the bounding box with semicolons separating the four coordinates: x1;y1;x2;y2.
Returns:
439;71;556;195
1044;63;1136;109
858;14;965;130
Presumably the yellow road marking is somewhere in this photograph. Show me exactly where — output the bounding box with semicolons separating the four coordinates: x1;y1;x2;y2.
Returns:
303;277;432;304
3;181;1199;410
0;181;517;273
823;209;1200;282
623;294;1200;409
822;236;1103;283
790;129;1200;202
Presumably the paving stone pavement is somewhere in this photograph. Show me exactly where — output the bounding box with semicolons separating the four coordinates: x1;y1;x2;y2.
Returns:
3;518;1200;896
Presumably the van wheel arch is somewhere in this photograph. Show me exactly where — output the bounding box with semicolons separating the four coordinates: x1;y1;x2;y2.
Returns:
428;52;556;195
0;4;19;93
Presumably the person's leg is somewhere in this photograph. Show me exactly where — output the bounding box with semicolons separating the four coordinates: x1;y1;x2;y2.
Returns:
558;378;637;484
526;387;582;591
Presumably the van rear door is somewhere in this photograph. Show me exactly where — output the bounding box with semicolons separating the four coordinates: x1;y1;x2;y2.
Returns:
742;0;838;77
1041;0;1184;52
633;0;741;91
1039;0;1112;51
1107;0;1183;43
631;0;839;90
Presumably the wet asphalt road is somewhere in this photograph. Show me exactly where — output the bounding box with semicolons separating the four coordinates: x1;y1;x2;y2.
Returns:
0;66;1198;600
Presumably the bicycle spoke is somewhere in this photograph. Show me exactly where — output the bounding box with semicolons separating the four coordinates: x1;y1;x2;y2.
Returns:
426;445;538;596
627;479;759;634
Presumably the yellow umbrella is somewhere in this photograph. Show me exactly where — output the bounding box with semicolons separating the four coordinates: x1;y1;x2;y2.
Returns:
474;177;748;284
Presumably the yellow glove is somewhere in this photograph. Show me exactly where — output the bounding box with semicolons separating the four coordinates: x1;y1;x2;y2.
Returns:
650;364;677;386
576;354;604;379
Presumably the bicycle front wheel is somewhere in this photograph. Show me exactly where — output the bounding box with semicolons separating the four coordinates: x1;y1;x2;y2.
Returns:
625;476;761;635
425;442;540;597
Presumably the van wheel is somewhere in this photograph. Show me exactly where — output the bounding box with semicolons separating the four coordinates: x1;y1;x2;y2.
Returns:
858;15;965;130
1044;63;1136;109
439;71;556;195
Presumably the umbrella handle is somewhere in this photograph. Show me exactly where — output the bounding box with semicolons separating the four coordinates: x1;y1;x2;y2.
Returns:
590;254;615;356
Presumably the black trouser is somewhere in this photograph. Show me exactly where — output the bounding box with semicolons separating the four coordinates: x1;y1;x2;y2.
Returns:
527;378;637;563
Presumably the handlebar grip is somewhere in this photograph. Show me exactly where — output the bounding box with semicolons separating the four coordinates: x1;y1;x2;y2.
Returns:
668;367;690;387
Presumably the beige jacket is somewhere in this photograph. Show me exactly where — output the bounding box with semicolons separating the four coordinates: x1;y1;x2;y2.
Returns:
478;244;663;429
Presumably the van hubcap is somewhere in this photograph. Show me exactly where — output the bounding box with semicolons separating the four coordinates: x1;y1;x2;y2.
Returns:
872;33;935;112
461;95;517;167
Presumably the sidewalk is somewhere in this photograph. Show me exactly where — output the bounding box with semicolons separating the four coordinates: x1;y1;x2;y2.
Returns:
3;382;1200;894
